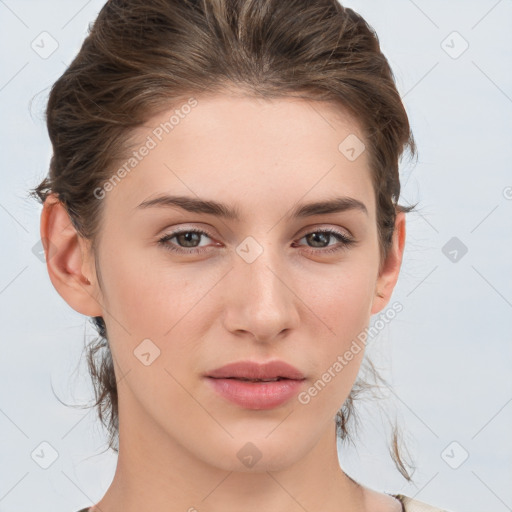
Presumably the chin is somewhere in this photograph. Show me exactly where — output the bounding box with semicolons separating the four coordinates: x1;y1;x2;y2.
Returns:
203;435;305;473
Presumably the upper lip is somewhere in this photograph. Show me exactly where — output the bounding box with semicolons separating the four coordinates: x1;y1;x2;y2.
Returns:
206;360;305;380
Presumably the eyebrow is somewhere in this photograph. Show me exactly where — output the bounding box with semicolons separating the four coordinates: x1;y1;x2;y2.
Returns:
135;194;368;219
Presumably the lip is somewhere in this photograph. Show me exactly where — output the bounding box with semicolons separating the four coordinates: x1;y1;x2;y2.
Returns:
206;377;305;410
205;360;306;410
205;360;305;380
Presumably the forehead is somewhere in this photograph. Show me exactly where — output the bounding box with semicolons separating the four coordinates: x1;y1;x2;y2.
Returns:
103;93;375;223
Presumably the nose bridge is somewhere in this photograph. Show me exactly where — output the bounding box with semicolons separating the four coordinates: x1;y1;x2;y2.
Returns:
224;234;299;339
245;249;284;303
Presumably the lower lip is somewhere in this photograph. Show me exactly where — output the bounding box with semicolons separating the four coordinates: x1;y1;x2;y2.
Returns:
205;377;305;410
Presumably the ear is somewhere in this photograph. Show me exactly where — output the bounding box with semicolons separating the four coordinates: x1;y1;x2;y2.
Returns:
40;193;104;317
370;210;406;315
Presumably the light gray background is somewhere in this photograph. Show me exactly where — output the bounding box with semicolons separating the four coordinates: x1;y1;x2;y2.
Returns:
1;1;511;511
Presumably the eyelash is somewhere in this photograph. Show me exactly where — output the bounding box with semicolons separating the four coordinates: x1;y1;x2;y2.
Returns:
157;227;356;256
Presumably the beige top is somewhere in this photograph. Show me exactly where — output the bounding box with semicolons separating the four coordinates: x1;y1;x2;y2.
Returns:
77;495;452;512
392;493;452;511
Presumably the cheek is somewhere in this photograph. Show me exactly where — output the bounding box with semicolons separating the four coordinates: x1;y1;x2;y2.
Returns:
302;257;376;336
98;241;214;337
300;261;376;397
97;244;226;397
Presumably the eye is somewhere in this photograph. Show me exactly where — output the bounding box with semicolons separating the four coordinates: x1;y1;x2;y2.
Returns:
158;228;217;255
157;227;356;256
293;228;356;255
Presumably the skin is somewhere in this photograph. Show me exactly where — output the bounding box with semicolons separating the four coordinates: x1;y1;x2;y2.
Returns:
41;91;405;512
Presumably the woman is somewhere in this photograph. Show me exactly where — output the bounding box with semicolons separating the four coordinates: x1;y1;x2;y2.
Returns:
31;0;452;510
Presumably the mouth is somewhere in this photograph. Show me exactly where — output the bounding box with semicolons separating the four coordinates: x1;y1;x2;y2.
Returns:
209;376;300;382
205;359;306;381
205;375;306;410
204;360;306;409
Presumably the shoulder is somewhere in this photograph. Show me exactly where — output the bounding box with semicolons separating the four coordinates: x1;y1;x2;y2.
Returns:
393;494;454;512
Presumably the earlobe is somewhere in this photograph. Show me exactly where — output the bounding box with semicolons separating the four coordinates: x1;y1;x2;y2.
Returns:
370;211;406;315
40;193;103;317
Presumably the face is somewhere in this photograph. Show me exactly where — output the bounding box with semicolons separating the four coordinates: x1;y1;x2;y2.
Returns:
56;92;402;472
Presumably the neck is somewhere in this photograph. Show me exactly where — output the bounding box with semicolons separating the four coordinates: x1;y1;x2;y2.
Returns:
93;394;366;512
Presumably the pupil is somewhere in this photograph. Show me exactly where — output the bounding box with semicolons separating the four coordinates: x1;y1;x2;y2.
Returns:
307;232;328;247
179;232;199;247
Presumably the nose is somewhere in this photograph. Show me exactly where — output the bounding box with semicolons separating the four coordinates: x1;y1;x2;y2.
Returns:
222;245;300;343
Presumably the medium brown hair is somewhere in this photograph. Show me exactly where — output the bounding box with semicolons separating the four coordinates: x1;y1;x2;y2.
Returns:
30;0;418;481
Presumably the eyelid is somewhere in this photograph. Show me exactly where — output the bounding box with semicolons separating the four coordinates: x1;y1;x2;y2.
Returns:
159;223;217;239
297;223;353;239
